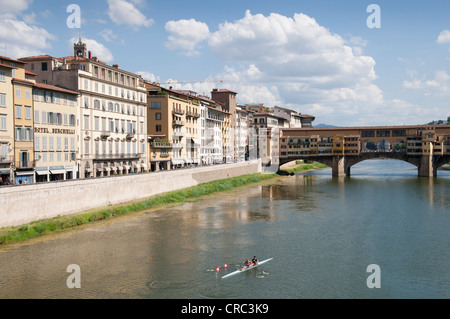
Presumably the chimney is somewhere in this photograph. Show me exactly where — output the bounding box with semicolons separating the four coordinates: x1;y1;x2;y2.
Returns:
88;51;92;59
113;64;119;69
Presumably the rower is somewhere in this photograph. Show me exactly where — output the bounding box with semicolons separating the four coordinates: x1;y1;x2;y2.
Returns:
240;258;251;270
251;256;259;265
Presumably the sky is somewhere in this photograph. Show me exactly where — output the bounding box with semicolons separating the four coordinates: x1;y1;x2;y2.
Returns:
0;0;449;126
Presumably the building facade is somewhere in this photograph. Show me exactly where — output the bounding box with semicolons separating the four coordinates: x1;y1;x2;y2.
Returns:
33;82;79;182
20;38;149;179
145;84;201;170
0;59;15;184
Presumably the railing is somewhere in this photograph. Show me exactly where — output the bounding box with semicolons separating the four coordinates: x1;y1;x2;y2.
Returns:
150;142;173;148
18;160;35;168
173;109;185;115
173;120;185;126
173;131;185;138
187;110;200;118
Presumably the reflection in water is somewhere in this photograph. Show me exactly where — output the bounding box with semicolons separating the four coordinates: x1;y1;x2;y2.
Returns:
0;160;449;299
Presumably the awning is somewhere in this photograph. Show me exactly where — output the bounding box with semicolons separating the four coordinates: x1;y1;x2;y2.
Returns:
118;166;123;170
191;138;200;144
124;165;130;170
105;167;111;172
173;114;182;118
111;167;117;171
15;171;34;176
36;170;50;175
0;170;11;174
50;169;66;174
134;164;140;169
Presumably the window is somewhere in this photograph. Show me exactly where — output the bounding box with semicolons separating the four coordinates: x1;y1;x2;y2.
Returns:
15;105;22;119
41;62;48;71
42;136;47;151
69;115;76;126
150;102;161;109
25;90;31;100
0;70;5;82
34;110;40;123
35;136;40;151
155;113;161;120
0;93;5;107
15;88;21;98
49;136;54;151
84;115;89;130
25;106;31;120
0;115;6;130
156;124;162;132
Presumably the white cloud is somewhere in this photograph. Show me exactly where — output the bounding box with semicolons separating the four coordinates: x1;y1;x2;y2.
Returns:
69;37;114;63
0;0;56;59
0;0;33;14
437;30;450;44
403;70;450;96
136;71;159;83
107;0;154;31
165;19;210;56
167;11;439;125
0;18;55;58
99;29;118;42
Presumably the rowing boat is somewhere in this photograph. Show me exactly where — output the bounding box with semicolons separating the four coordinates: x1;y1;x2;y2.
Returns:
221;258;273;279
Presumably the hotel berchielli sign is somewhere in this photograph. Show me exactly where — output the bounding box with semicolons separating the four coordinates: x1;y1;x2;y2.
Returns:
34;127;76;134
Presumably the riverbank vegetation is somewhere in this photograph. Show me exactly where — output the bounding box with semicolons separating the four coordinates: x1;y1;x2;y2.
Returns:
280;160;328;174
0;173;278;245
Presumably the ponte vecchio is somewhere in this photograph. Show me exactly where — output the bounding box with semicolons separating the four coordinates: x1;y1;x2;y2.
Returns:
277;124;450;177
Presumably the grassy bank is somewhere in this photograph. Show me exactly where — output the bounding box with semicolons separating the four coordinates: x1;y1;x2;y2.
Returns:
280;161;328;174
0;173;277;245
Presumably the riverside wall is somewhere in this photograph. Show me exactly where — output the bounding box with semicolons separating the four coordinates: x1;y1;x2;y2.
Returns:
0;160;261;228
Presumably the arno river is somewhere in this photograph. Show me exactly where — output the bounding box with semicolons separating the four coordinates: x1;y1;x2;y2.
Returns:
0;160;449;299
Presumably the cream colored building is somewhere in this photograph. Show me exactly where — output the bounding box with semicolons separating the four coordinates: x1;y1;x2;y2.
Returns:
20;38;149;178
199;96;227;165
32;82;79;182
0;58;16;184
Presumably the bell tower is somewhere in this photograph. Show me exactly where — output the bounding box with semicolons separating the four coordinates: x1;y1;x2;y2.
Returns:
74;36;87;58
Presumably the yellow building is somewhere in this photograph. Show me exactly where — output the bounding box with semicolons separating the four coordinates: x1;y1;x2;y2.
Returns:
33;82;79;182
0;58;16;184
145;83;201;170
11;61;35;184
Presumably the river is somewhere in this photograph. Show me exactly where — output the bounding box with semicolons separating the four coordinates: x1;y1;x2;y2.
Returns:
0;159;449;299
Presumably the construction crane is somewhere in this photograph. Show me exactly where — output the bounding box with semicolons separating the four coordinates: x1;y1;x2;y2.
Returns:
154;79;228;86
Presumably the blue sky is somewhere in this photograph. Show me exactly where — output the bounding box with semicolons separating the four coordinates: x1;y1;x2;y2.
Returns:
1;0;449;126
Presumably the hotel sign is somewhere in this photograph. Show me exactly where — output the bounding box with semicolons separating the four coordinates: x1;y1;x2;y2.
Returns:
34;127;76;135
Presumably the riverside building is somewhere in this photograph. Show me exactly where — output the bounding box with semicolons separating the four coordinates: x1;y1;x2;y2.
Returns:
20;38;149;178
145;83;201;170
0;58;16;184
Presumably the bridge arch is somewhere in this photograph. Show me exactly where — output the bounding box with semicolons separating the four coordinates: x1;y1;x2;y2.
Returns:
278;153;450;177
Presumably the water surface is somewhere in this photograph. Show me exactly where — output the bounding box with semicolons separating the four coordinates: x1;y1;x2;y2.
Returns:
0;160;449;298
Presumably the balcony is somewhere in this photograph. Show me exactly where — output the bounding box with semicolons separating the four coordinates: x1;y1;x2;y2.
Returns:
173;109;185;115
150;141;173;148
172;131;185;138
17;160;35;169
101;130;111;139
173;120;185;126
187;110;200;118
126;130;136;139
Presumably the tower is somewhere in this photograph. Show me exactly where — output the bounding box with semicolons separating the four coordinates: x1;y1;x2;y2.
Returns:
74;36;87;58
